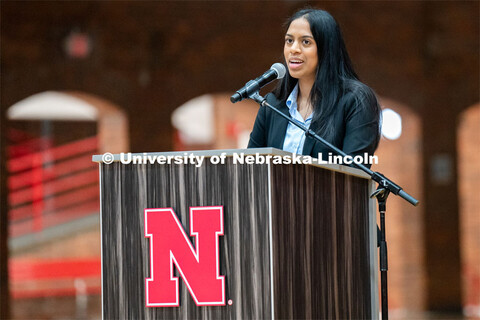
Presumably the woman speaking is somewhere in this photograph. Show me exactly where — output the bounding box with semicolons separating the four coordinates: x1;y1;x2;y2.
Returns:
248;9;381;166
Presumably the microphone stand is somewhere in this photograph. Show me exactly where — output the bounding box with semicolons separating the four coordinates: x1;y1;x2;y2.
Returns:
247;91;419;320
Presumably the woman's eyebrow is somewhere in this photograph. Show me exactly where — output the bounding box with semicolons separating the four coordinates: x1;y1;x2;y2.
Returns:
285;33;314;39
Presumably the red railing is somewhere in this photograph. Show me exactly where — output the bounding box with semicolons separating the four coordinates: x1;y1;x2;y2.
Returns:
8;130;102;299
7;132;100;237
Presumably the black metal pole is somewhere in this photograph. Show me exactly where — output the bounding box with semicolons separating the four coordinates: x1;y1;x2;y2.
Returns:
372;186;390;320
380;210;388;320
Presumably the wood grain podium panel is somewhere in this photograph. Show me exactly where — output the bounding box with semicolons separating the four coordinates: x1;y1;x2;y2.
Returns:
100;160;273;319
270;164;372;319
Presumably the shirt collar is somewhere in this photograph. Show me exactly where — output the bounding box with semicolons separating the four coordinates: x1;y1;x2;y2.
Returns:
285;84;313;121
286;83;299;112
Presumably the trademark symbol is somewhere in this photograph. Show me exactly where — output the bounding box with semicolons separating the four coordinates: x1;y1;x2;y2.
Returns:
228;299;233;305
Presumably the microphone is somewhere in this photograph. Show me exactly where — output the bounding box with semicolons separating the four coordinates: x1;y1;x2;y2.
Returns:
230;63;286;103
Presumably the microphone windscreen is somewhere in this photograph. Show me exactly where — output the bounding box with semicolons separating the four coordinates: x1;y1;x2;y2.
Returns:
271;63;286;79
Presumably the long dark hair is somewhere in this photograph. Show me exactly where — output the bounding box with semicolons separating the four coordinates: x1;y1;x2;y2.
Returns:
274;8;381;147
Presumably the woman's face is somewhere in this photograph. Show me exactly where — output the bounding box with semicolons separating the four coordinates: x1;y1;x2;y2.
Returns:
284;18;318;83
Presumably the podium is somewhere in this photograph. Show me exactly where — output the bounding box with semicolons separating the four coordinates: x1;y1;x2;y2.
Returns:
93;148;378;319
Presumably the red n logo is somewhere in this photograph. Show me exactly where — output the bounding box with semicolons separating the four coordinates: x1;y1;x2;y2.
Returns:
144;206;225;307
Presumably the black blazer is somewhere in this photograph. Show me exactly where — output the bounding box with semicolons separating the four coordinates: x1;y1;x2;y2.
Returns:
247;92;380;163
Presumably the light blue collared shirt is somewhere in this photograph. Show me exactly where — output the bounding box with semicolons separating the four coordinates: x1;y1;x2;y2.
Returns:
282;84;313;154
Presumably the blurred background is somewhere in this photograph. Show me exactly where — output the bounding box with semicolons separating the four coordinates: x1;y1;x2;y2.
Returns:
0;1;478;319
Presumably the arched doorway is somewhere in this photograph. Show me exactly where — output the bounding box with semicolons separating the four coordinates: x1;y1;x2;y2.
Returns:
171;93;259;151
6;91;128;319
8;91;129;153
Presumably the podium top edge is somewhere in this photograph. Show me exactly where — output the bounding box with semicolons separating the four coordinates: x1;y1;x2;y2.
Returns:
92;148;371;180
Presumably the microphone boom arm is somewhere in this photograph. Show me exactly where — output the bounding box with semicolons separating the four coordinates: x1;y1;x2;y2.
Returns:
248;91;419;206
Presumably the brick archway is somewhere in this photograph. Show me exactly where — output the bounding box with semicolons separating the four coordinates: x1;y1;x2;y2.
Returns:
171;93;259;151
8;91;129;154
5;91;128;318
